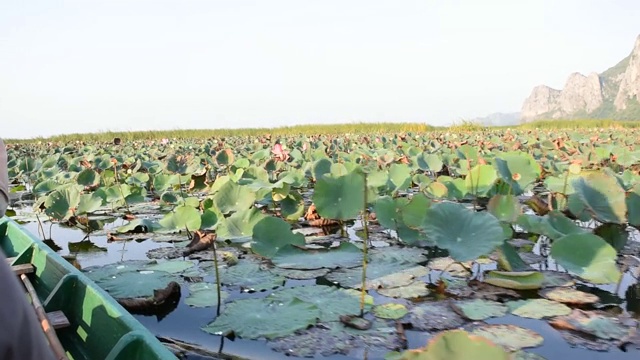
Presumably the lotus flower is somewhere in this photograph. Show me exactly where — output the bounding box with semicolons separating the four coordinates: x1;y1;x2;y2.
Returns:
272;143;289;162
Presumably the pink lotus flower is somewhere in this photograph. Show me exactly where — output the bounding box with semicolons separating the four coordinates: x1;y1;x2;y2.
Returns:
272;143;289;162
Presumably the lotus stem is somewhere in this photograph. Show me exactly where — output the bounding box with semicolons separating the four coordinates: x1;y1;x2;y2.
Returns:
113;163;132;214
360;172;368;317
211;238;222;317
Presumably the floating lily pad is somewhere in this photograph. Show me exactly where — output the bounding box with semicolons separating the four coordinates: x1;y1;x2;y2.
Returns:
388;329;510;360
373;303;408;319
368;266;429;289
428;257;471;277
268;322;403;358
408;302;466;331
484;271;544;290
377;281;430;299
272;242;362;270
145;260;194;274
507;299;571;319
220;262;285;291
146;246;183;259
271;267;330;280
185;282;229;308
471;324;543;351
540;271;575;288
451;299;508;321
84;261;174;299
326;261;423;289
513;351;547;360
548;309;630;340
445;280;520;301
268;285;372;322
539;288;599;305
369;247;428;265
202;298;320;339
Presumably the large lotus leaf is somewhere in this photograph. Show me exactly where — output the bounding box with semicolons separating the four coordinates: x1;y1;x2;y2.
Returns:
388;163;412;192
465;164;498;197
408;302;466;331
539;288;599;305
270;267;330;280
487;194;521;223
543;174;579;195
373;196;398;230
571;172;627;224
550;233;621;284
377;281;430;299
471;325;543;351
313;171;364;220
373;303;408;320
507;299;571;319
185;282;229;308
388;330;510;360
494;152;541;195
76;168;100;187
145;260;194;274
251;217;305;258
216;207;266;240
326;262;423;289
220;262;285;291
369;247;427;265
212;181;256;214
626;184;640;228
268;285;372;322
33;179;60;195
484;271;543;290
417;152;443;172
420;202;506;262
86;267;173;299
437;176;467;199
312;158;332;181
269;320;403;358
593;223;628;252
548;309;630;340
400;193;431;228
76;193;104;215
158;205;202;232
44;185;82;221
272;242;362;270
451;299;508;321
497;242;532;272
280;193;305;221
202;298;320;339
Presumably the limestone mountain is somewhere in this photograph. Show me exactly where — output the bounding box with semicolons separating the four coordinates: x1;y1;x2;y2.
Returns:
521;35;640;122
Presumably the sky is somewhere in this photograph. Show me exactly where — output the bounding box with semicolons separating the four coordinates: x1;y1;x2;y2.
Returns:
1;0;639;139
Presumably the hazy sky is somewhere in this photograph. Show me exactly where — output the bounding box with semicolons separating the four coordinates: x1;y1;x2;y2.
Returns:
1;0;639;138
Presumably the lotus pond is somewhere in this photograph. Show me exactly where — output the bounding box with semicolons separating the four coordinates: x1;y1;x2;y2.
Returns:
4;128;640;359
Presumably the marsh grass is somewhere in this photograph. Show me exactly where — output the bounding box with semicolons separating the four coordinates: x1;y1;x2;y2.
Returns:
6;119;640;143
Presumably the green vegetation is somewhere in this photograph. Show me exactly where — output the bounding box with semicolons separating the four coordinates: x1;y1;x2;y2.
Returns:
4;125;640;358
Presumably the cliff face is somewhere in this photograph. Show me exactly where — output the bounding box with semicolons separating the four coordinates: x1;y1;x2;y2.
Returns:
521;35;640;122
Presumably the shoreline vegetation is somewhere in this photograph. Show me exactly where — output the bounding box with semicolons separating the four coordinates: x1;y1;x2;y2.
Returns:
7;119;640;143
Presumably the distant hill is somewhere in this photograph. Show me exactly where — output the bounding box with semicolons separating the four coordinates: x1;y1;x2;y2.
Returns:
471;112;521;126
520;35;640;122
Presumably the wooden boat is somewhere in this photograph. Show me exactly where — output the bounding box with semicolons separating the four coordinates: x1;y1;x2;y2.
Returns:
0;216;176;360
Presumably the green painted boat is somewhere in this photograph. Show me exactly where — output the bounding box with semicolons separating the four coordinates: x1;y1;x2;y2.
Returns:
0;216;177;360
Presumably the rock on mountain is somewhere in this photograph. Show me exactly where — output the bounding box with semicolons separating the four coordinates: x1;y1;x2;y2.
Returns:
521;35;640;122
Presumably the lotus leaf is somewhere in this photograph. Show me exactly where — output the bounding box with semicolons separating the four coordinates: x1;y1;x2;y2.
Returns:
85;262;174;299
251;216;305;258
373;303;408;319
549;309;630;340
497;242;532;272
507;299;571;319
427;257;471;277
158;205;202;232
202;298;320;339
220;262;285;291
268;285;372;322
465;164;498;197
593;223;629;252
388;330;510;360
185;282;229;308
145;260;194;274
417;152;443;172
377;281;430;299
494;152;541;195
212;180;256;214
539;288;599;305
272;242;362;269
216;207;266;239
572;172;627;224
451;299;508;320
313;171;365;220
270;267;330;280
471;324;543;351
408;302;466;331
420;202;506;262
627;184;640;227
513;351;547;360
487;194;521;222
484;271;544;290
541;271;575;288
550;233;621;284
326;262;424;289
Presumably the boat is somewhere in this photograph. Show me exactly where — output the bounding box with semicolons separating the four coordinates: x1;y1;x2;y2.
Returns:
0;216;177;360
